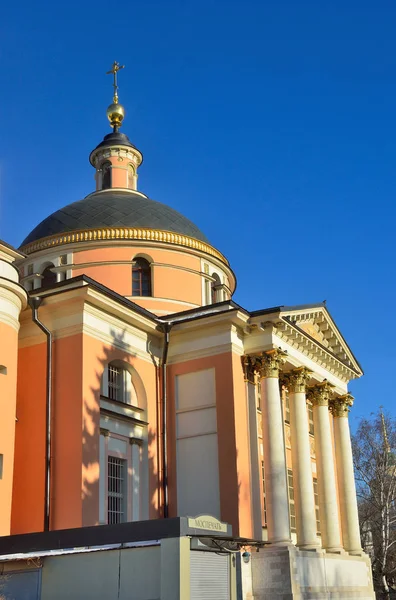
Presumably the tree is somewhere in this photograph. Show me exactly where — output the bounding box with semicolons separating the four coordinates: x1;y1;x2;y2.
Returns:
352;410;396;597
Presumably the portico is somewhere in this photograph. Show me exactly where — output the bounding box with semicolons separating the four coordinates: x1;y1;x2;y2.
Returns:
241;305;364;557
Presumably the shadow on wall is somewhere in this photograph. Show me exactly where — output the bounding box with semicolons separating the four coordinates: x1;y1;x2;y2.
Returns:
80;327;161;524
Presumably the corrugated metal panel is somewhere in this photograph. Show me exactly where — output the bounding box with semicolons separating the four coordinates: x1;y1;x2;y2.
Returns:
190;551;230;600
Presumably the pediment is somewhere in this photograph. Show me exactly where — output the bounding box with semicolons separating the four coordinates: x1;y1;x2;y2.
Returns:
276;305;363;379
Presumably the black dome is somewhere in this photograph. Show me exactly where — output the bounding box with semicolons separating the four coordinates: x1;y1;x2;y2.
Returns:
20;190;210;247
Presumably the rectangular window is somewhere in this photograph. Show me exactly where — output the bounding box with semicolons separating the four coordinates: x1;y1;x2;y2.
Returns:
287;469;296;532
308;403;314;435
284;390;290;424
108;365;122;401
107;456;126;524
313;477;320;533
261;461;267;525
0;454;3;479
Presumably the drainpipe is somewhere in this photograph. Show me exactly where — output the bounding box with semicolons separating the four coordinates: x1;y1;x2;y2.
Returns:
161;323;172;518
29;296;52;532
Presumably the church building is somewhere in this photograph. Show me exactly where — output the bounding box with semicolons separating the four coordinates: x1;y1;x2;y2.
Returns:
0;64;375;599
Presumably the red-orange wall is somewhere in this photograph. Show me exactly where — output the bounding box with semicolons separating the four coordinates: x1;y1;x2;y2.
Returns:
12;341;47;534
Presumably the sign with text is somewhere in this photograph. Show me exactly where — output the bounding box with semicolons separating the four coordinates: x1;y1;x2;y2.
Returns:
187;515;228;533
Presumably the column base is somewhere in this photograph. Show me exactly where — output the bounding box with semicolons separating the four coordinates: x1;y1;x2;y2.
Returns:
268;539;292;547
251;544;376;599
348;548;365;556
296;542;321;551
324;546;346;554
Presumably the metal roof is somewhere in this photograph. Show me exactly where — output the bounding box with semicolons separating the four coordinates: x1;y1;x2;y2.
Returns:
20;190;210;247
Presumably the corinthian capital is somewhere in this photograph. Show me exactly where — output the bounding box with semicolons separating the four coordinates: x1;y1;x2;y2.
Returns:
282;367;313;393
256;349;287;379
330;394;354;418
307;380;335;407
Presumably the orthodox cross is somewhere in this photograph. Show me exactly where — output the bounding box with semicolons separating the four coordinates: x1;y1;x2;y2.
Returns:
106;61;125;102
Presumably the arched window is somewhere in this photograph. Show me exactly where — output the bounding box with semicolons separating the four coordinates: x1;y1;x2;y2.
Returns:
132;258;152;296
102;161;112;190
128;164;135;189
211;272;221;304
106;362;137;405
40;264;57;288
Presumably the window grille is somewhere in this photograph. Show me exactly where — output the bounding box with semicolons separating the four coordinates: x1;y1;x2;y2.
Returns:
108;456;126;524
108;365;122;401
313;477;321;533
261;460;267;525
132;258;152;296
287;468;296;532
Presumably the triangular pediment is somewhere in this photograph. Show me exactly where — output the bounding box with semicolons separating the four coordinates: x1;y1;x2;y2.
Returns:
278;305;362;377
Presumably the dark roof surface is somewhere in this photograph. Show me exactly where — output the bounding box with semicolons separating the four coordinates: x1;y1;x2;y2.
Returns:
90;131;137;156
20;190;210;247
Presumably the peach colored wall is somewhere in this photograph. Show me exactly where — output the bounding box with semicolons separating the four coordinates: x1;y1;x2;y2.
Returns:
73;246;200;269
13;332;160;534
168;352;253;538
81;336;160;524
71;246;203;311
12;342;47;534
0;324;19;535
73;264;132;296
128;298;199;316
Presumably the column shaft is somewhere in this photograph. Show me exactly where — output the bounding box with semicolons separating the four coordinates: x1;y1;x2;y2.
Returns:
289;385;319;548
313;404;343;551
261;375;291;544
332;397;362;554
246;379;263;540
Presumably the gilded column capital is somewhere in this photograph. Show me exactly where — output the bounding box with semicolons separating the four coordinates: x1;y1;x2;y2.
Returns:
330;393;354;418
307;380;335;407
282;367;313;393
257;348;287;379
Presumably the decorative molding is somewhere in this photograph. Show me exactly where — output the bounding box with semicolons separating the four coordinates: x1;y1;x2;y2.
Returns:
20;227;229;265
129;437;143;446
330;393;354;418
242;355;256;383
282;366;313;393
248;348;288;379
307;380;335;407
273;319;359;382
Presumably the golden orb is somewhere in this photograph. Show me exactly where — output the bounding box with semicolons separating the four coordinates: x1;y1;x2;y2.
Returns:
106;102;125;129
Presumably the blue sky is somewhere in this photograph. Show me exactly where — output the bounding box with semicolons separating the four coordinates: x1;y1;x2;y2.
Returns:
1;0;395;425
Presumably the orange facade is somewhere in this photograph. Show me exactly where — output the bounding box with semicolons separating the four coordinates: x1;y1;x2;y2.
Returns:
0;324;20;535
12;327;160;534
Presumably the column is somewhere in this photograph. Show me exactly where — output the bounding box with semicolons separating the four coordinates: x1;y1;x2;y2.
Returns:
286;368;319;549
258;349;291;544
242;356;263;540
331;394;362;555
307;382;343;552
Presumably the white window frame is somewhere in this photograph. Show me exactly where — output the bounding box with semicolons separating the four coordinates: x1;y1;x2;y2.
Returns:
102;432;141;524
